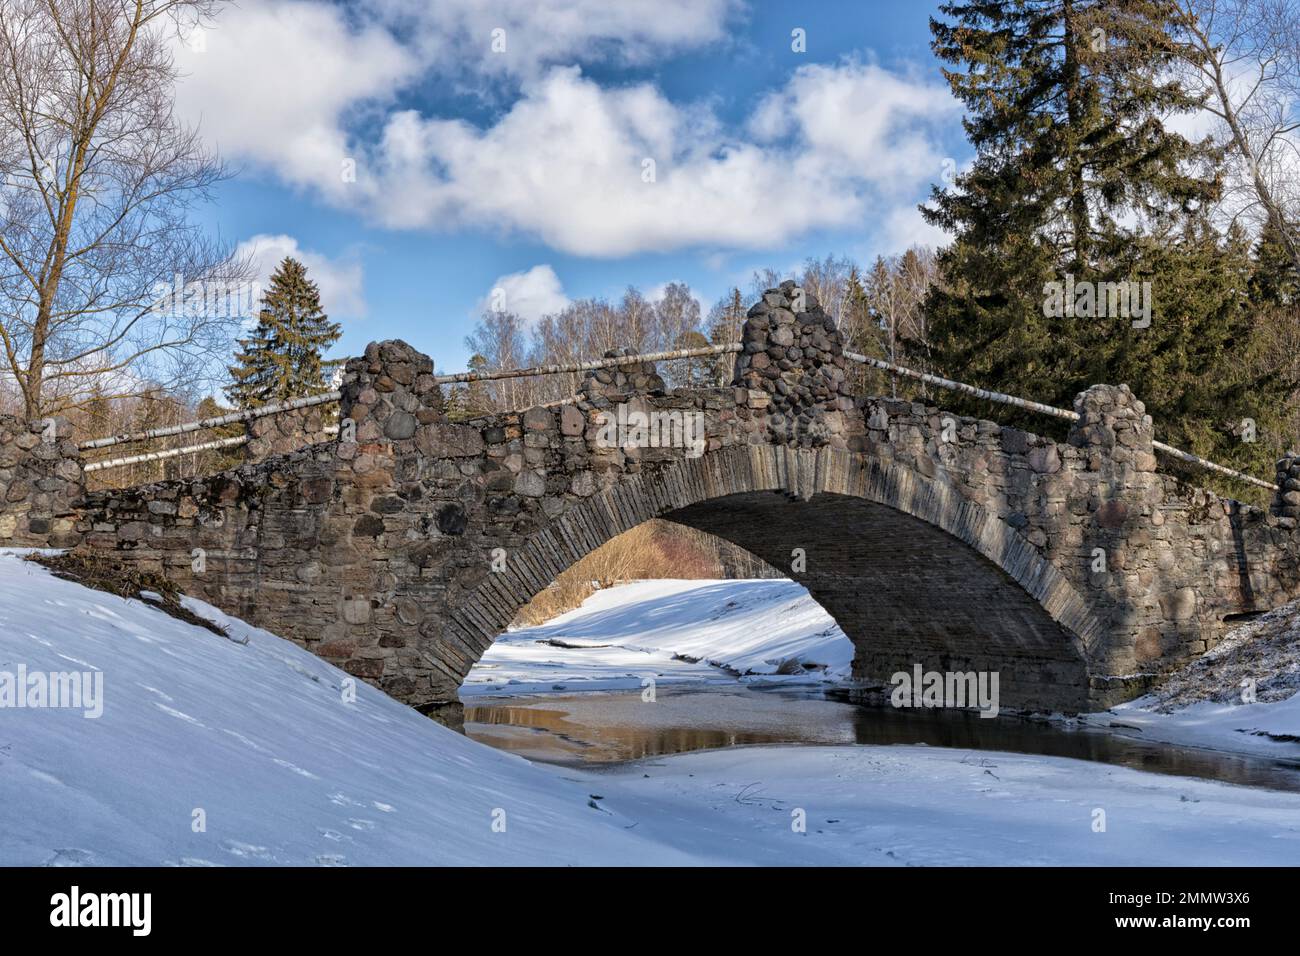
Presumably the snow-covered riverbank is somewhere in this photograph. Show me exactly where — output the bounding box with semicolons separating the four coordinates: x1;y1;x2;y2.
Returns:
1085;601;1300;761
470;577;1300;769
590;743;1300;866
461;578;852;697
4;552;1299;866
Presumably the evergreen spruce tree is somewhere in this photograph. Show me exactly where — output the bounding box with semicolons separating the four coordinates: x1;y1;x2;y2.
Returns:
1251;219;1300;307
445;354;495;421
921;0;1222;416
917;0;1297;487
226;257;343;409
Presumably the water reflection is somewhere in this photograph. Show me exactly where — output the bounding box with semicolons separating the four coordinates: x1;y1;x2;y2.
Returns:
463;684;1300;792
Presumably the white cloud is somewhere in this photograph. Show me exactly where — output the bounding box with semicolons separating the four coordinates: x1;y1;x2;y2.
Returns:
176;4;960;258
363;0;740;81
174;1;419;204
749;61;960;186
234;234;367;319
479;265;571;323
174;0;735;191
347;64;959;257
880;204;951;253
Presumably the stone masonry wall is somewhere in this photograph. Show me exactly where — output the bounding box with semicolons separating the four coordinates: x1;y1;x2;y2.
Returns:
857;383;1300;703
57;285;1300;718
0;415;83;548
243;403;335;462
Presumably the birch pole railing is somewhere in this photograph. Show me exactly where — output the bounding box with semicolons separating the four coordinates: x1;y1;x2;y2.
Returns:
77;341;1278;492
843;351;1279;492
83;436;252;474
77;343;742;452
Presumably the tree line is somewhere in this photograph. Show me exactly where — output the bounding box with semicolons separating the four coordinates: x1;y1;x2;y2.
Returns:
448;250;941;418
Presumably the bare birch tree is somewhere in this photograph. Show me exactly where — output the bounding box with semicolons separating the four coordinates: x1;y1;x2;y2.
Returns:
0;0;246;419
1175;0;1300;272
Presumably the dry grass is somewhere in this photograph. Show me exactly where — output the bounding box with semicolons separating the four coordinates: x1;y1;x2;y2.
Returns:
27;550;229;638
513;520;724;626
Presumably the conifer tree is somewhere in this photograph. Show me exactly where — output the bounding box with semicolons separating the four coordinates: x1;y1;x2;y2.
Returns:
226;257;343;409
1251;219;1300;307
916;0;1297;480
445;354;495;420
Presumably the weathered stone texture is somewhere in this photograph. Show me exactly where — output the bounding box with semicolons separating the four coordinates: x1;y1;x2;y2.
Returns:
4;287;1299;720
0;415;82;547
1274;451;1300;526
732;279;857;449
243;403;334;461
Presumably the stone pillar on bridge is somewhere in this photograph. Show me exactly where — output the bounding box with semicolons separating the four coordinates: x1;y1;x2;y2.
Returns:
307;340;450;708
1273;453;1300;528
338;340;445;443
732;280;856;449
1067;383;1158;475
0;415;83;548
1066;384;1168;702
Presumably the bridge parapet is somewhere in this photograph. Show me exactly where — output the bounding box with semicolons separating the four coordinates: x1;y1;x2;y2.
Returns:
579;347;666;406
243;404;334;461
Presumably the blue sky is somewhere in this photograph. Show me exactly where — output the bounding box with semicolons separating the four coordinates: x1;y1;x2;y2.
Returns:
179;0;971;373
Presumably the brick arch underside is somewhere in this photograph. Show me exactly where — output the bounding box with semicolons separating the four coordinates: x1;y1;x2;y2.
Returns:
443;446;1099;712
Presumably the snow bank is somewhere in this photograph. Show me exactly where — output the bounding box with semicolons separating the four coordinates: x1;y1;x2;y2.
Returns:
6;551;1298;867
1095;599;1300;759
0;551;700;866
461;578;852;697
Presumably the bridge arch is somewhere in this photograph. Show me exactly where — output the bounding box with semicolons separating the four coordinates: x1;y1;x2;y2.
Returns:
443;444;1103;711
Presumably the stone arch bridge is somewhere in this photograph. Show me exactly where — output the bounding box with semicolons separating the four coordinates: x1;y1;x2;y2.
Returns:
5;283;1300;722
